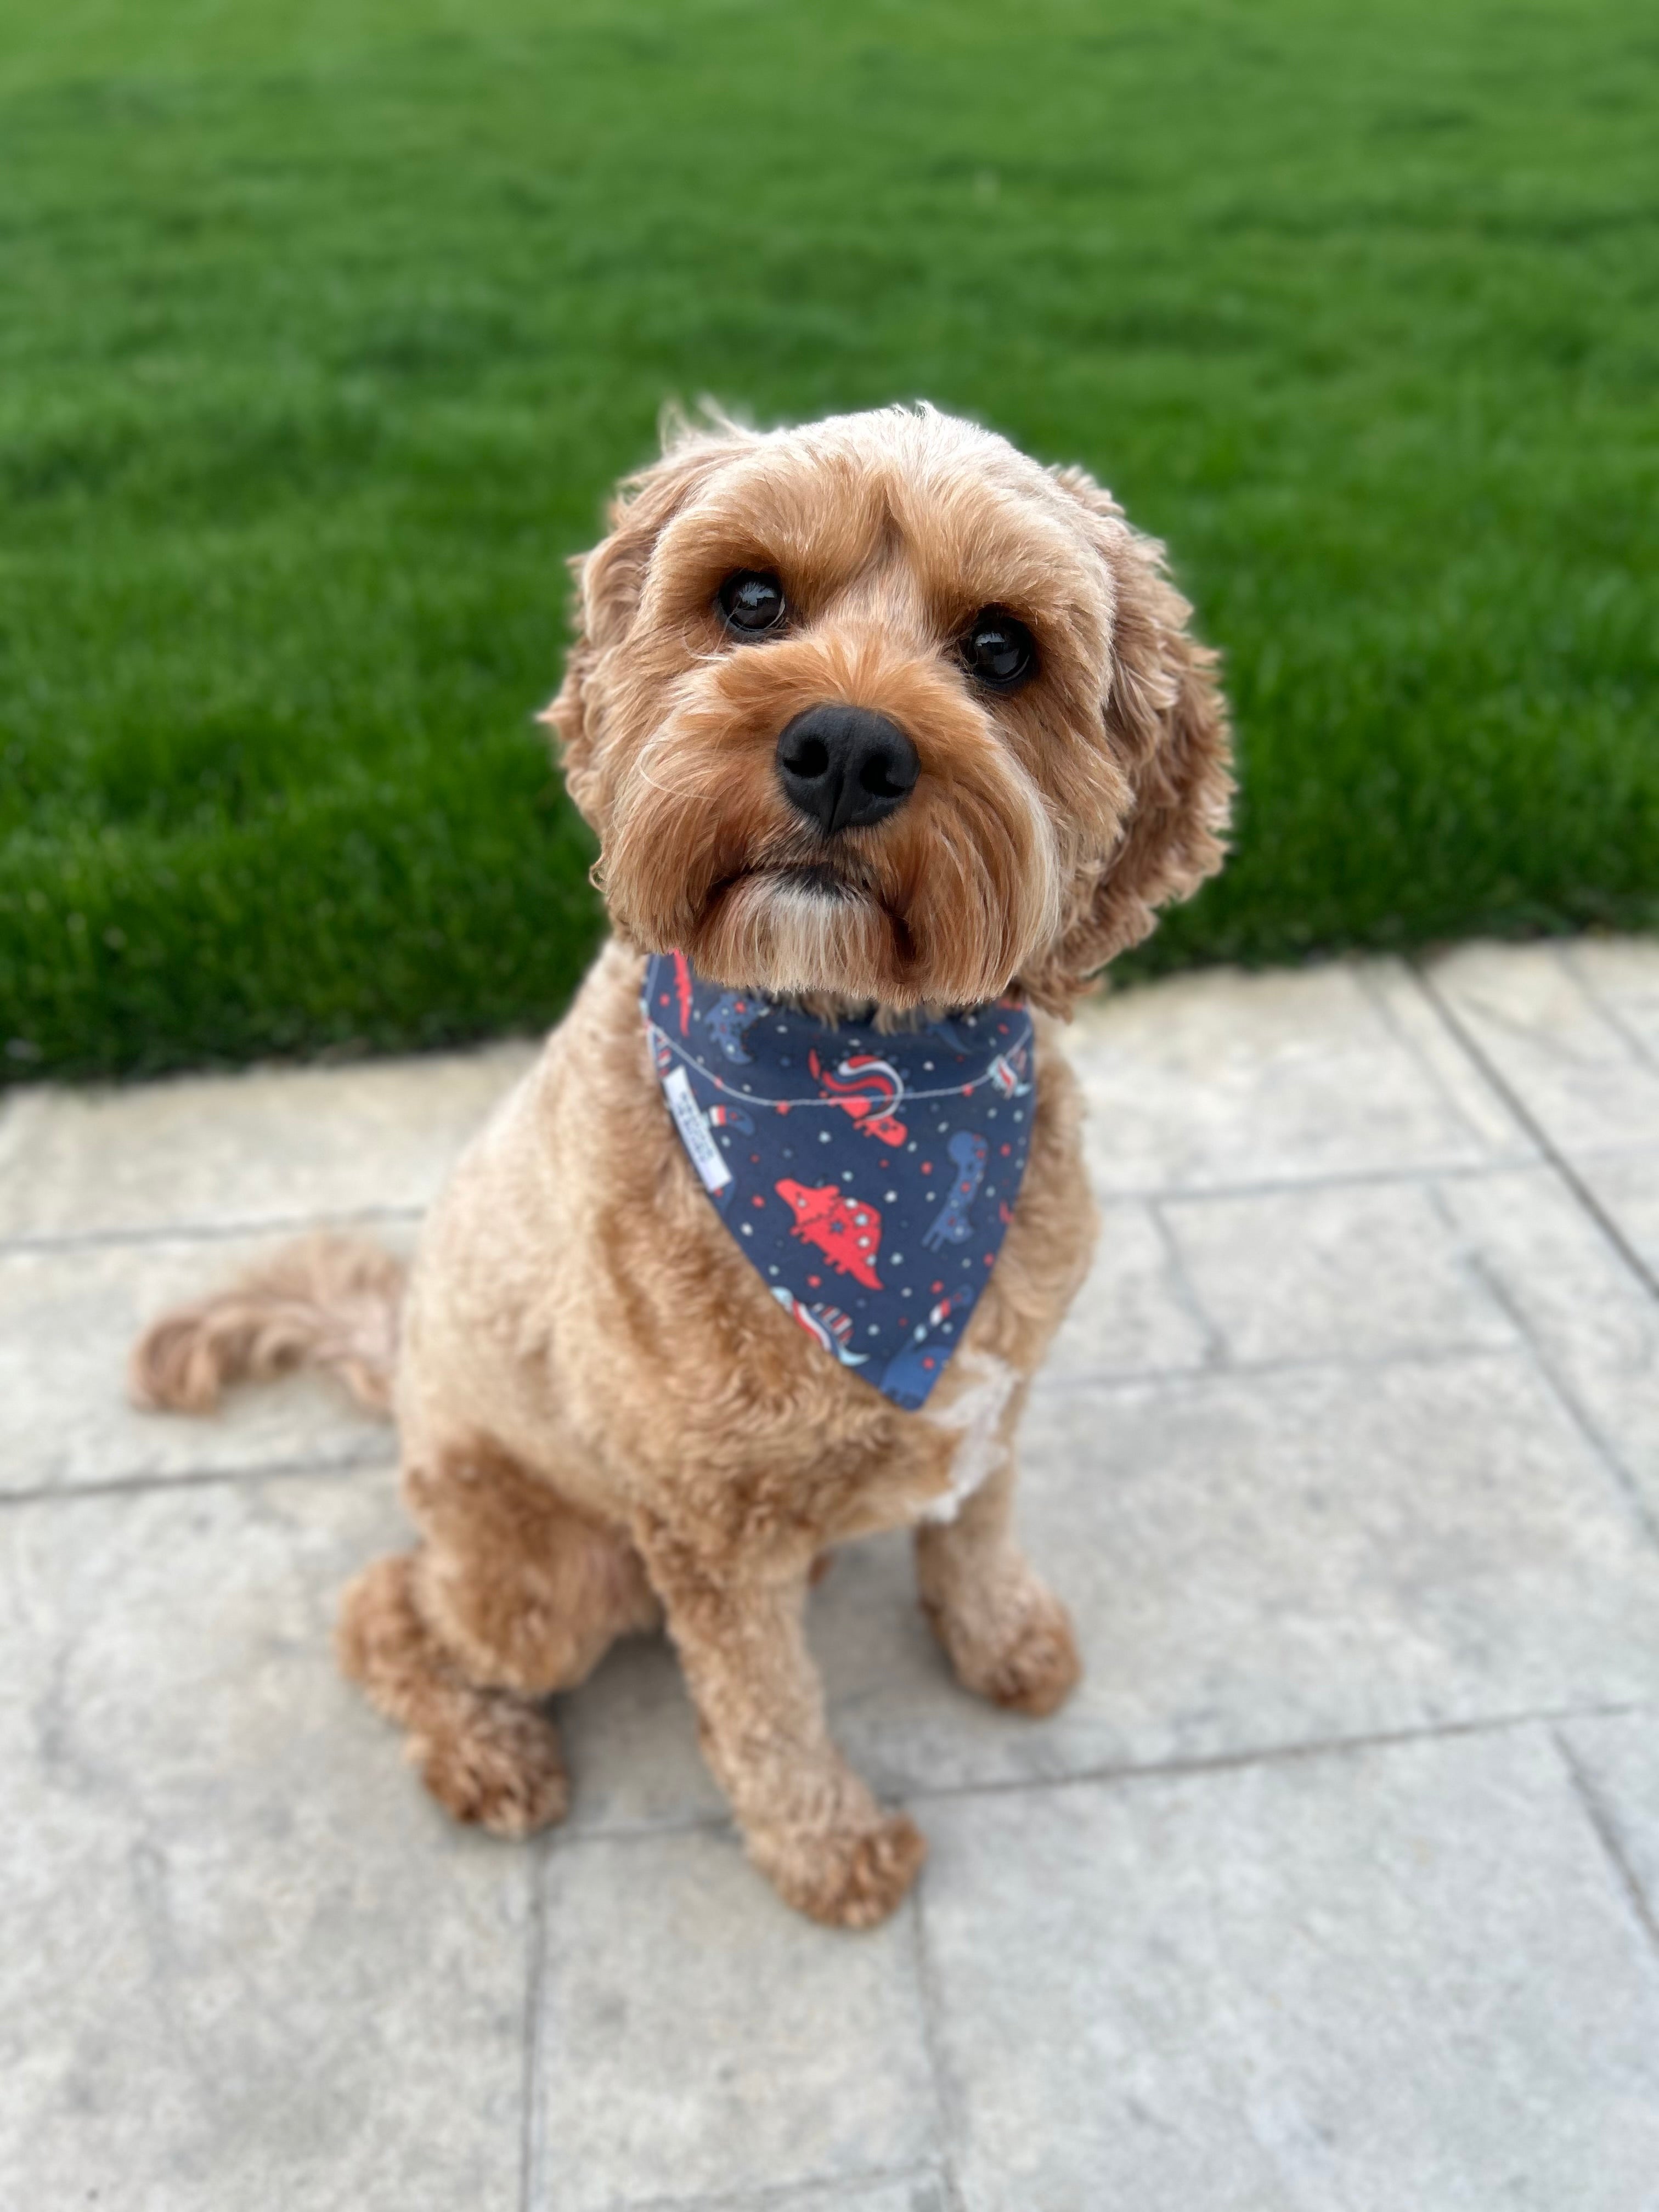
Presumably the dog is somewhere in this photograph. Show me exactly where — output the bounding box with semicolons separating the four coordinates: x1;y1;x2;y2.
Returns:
132;404;1231;1928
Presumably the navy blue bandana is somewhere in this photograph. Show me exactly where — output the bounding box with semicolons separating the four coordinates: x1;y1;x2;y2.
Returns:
642;950;1036;1409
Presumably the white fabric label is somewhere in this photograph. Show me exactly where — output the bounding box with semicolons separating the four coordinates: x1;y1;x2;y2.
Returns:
663;1065;732;1192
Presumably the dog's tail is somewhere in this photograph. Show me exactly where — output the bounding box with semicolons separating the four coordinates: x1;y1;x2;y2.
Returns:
129;1232;407;1419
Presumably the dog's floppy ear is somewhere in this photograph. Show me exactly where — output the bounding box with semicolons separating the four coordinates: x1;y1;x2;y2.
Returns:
542;413;757;821
1022;465;1234;1015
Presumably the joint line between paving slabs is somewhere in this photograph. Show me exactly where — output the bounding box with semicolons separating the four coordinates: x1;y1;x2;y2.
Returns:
520;1832;552;2212
1412;964;1659;1304
899;1699;1657;1812
0;1452;396;1512
1145;1198;1228;1368
1101;1157;1537;1211
1554;1729;1659;1962
594;2160;949;2212
1034;1336;1536;1402
0;1201;428;1260
7;1333;1567;1522
517;1705;1658;1851
907;1876;969;2212
546;1808;734;1850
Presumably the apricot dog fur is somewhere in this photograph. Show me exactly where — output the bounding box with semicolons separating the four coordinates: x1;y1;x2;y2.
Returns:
132;405;1231;1928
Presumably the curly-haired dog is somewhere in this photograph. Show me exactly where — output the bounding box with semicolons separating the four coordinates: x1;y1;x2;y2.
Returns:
133;405;1231;1928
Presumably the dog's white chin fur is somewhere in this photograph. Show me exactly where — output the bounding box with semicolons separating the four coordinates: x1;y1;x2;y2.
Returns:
702;873;895;1002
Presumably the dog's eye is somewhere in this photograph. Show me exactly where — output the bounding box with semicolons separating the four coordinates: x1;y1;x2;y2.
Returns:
718;571;787;634
961;609;1036;691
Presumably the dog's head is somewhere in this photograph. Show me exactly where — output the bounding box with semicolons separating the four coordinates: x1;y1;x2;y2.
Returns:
544;405;1231;1016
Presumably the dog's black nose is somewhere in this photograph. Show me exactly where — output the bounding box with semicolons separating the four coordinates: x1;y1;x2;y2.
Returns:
775;705;919;837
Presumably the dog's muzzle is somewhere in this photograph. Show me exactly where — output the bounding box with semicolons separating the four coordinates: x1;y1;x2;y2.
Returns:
775;704;919;838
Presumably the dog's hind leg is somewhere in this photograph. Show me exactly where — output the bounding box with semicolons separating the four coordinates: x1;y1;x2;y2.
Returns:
336;1552;572;1837
338;1438;660;1838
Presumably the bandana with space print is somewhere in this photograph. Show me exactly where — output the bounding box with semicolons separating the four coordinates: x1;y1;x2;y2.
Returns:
642;950;1036;1408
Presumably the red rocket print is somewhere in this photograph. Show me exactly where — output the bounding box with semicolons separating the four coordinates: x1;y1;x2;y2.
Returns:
774;1180;884;1290
807;1049;907;1146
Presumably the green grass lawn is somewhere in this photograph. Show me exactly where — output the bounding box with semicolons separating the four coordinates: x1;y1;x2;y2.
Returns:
3;0;1656;1082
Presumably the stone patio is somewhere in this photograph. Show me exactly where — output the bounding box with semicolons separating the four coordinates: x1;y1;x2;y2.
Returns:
4;938;1659;2211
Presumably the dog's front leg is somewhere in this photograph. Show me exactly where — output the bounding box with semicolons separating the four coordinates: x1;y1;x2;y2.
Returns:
636;1523;925;1928
915;1454;1081;1717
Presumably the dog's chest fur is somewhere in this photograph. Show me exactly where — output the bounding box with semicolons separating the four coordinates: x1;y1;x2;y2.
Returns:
404;940;1098;1549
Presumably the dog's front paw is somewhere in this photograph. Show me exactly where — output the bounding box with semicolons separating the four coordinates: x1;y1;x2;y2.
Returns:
412;1691;570;1839
926;1577;1081;1718
749;1810;927;1930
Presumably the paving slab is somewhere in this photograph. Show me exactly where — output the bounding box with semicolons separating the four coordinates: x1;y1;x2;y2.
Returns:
1069;957;1531;1198
1159;1176;1516;1367
919;1728;1659;2212
0;1225;407;1496
0;1039;537;1243
828;1357;1659;1792
3;939;1658;2212
532;1829;939;2212
0;1468;531;2212
554;1351;1659;1831
1426;940;1659;1159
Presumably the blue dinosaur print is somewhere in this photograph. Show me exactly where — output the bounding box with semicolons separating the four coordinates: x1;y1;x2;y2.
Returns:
704;991;770;1063
922;1130;989;1250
